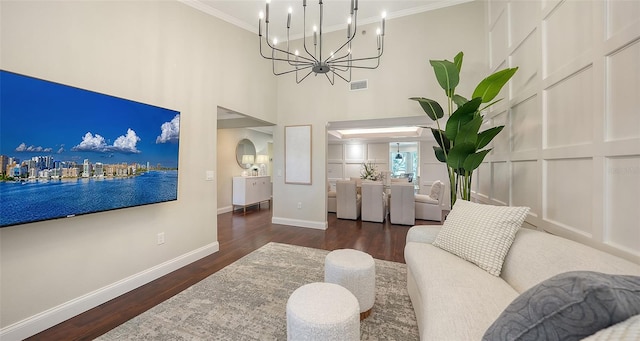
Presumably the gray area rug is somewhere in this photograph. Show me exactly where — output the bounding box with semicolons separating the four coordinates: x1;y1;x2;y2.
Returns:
97;242;418;340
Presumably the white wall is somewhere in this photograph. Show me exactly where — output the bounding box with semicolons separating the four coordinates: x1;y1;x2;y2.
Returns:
217;128;273;213
272;1;487;229
479;0;640;263
0;1;277;338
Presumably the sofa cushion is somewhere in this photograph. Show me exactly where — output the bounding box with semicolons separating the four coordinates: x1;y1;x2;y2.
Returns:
414;193;438;204
429;180;442;200
483;271;640;341
433;200;529;276
501;228;640;293
405;242;519;340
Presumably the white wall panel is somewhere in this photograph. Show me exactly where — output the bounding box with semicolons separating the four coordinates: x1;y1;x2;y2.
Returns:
491;111;509;156
478;162;492;198
605;156;640;255
509;1;538;47
490;11;508;69
511;95;541;153
345;163;362;179
326;163;343;180
543;0;592;77
345;143;365;162
512;160;540;216
488;0;506;27
545;158;593;236
607;0;640;38
544;67;594;148
492;161;509;204
367;143;389;163
510;30;539;95
606;40;640;141
327;144;343;161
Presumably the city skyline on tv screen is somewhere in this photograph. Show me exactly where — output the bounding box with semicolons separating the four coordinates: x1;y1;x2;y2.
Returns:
0;70;180;227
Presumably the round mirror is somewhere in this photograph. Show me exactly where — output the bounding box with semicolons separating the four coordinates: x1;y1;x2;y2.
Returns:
236;138;256;169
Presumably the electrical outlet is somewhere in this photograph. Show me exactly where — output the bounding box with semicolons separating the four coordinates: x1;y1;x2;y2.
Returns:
157;232;165;245
297;202;302;209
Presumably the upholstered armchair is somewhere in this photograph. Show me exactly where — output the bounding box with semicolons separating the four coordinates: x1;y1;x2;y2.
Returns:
415;180;445;222
361;182;387;223
336;180;361;220
390;183;415;225
327;183;337;213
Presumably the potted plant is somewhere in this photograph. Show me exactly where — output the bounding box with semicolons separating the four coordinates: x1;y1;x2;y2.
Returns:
360;162;380;181
410;52;517;207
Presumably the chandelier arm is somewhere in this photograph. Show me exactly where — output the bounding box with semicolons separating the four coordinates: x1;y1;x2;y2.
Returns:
296;69;314;84
263;37;316;63
261;40;314;65
324;71;335;86
329;59;380;70
273;64;314;77
301;4;319;63
331;70;351;83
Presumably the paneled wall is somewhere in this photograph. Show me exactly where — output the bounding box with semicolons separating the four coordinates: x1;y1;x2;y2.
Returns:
480;0;640;262
327;142;391;185
328;141;447;197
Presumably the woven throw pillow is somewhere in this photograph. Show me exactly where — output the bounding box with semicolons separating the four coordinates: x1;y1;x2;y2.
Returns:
432;200;529;276
483;271;640;341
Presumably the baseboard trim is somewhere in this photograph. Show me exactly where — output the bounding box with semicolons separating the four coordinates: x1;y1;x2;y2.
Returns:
217;205;233;214
272;216;327;230
0;241;220;341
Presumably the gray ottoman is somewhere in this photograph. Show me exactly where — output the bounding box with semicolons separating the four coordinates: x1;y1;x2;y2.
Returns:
324;249;376;319
286;282;360;341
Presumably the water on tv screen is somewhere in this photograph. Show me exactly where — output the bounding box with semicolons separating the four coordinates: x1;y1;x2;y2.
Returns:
0;70;180;227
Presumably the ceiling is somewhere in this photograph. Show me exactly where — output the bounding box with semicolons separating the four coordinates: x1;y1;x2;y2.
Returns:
182;0;472;41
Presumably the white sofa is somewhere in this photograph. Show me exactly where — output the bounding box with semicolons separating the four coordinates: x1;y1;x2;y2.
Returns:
404;225;640;340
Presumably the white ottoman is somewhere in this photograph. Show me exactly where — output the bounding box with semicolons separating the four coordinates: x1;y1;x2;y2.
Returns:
286;282;360;341
324;249;376;319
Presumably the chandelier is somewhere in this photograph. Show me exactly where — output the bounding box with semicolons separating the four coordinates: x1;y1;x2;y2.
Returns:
257;0;386;84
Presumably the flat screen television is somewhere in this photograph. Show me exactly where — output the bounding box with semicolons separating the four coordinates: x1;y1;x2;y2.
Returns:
0;70;180;227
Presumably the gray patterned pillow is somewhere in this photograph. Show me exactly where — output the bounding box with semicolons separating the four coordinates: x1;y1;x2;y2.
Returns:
432;200;529;276
483;271;640;341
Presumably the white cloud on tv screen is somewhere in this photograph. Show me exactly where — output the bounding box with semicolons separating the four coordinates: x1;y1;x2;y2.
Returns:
156;114;180;144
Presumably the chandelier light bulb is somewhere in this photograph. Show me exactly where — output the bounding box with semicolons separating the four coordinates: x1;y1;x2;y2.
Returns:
313;25;317;32
273;37;278;45
347;17;352;24
376;28;381;36
259;11;264;19
288;7;293;14
381;11;386;19
295;50;299;56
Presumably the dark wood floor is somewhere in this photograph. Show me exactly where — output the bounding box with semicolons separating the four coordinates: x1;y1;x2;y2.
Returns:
27;207;438;340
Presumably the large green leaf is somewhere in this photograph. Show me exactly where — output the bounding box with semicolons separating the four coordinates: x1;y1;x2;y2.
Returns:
430;128;451;151
454;115;483;146
446;142;475;170
463;149;491;172
445;97;482;141
452;94;468;108
433;146;446;163
476;126;504;150
409;97;444;120
453;52;463;72
472;67;518;103
429;59;459;96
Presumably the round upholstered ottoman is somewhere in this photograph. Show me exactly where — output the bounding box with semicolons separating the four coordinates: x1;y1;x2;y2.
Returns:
324;249;376;319
286;282;360;341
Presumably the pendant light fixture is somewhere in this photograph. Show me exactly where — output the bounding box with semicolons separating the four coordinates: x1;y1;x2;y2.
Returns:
395;142;403;160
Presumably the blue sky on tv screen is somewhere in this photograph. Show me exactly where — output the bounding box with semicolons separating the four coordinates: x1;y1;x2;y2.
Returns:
0;71;180;168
